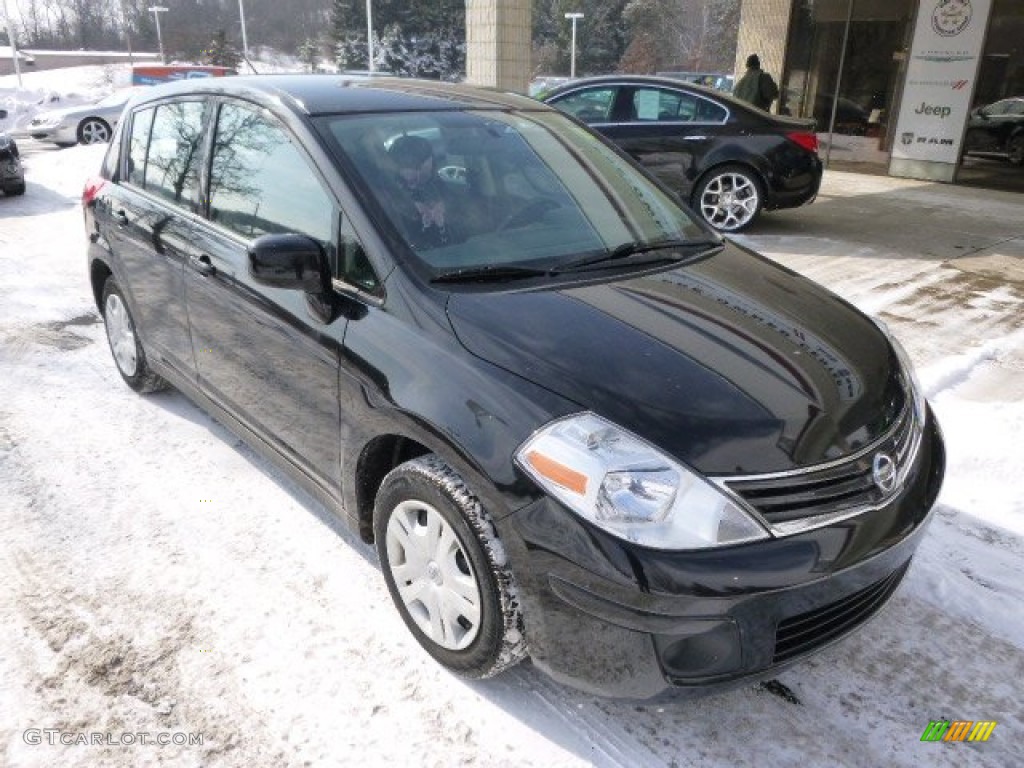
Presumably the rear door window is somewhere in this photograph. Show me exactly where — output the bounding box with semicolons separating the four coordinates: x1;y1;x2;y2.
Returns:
126;107;154;187
142;101;207;208
630;88;727;124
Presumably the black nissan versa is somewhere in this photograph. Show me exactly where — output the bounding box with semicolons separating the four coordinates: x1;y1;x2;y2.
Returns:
83;75;944;698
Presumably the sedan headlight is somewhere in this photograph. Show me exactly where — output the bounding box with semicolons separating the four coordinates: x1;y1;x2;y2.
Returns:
872;317;926;424
515;413;769;550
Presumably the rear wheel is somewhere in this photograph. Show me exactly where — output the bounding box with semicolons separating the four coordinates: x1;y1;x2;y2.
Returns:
373;455;526;678
693;165;763;232
101;278;167;393
78;118;111;145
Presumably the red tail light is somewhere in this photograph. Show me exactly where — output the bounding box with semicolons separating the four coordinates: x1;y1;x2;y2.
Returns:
82;176;107;207
786;131;819;154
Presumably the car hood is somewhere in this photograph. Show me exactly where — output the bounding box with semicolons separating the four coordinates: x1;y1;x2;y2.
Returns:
31;102;118;123
446;242;904;475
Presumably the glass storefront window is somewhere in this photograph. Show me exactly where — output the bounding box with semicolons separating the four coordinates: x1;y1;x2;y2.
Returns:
782;0;914;167
958;0;1024;192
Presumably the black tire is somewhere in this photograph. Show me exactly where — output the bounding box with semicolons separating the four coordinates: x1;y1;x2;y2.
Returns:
692;164;764;232
100;278;167;393
77;117;112;145
1008;135;1024;166
3;183;25;196
373;454;527;678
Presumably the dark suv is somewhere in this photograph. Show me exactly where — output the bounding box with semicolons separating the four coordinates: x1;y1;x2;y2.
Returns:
84;75;944;698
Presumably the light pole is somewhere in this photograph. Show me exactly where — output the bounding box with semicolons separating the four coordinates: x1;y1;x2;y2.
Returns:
148;5;168;64
237;0;250;64
2;0;23;87
564;12;584;79
366;0;374;73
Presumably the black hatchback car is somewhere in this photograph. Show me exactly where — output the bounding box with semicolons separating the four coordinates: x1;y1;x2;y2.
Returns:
541;75;823;232
84;75;943;698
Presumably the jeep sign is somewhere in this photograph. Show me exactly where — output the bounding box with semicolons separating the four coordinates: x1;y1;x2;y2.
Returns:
891;0;991;172
914;103;953;119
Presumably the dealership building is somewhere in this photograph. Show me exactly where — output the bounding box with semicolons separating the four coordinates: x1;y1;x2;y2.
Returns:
735;0;1022;190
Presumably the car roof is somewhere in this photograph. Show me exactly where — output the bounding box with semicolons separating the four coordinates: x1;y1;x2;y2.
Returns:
128;74;551;116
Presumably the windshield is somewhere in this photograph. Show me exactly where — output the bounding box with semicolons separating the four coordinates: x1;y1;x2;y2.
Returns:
317;110;706;275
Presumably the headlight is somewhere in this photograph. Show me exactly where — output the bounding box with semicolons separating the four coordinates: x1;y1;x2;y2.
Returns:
872;317;926;424
515;413;769;550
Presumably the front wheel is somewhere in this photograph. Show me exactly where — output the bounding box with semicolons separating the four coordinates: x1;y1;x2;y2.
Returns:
693;165;764;232
373;455;526;678
1008;135;1024;166
101;278;167;393
78;118;111;145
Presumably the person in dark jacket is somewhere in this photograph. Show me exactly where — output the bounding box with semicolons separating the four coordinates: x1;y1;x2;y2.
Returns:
733;54;779;112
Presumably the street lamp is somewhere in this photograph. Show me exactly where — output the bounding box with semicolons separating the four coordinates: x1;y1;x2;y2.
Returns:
2;0;24;87
238;0;250;65
148;5;168;64
564;12;584;79
366;0;374;73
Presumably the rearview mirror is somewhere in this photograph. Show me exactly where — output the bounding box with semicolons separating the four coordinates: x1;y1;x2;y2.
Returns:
248;233;327;293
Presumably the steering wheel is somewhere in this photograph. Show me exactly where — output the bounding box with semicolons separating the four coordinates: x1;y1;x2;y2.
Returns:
497;199;560;232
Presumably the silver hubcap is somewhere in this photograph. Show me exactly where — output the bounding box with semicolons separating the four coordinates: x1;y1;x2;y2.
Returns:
104;293;138;377
700;172;760;231
81;120;109;144
385;500;482;651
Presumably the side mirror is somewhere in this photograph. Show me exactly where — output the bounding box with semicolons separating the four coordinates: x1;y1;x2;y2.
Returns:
0;109;7;119
249;233;327;293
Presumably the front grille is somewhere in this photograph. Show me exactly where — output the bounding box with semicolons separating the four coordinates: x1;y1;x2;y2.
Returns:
772;563;908;663
721;396;919;533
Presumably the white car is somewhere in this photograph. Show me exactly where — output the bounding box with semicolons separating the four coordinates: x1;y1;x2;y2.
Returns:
27;88;144;147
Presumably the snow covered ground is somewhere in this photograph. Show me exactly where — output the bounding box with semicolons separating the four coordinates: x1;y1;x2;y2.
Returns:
2;74;1023;767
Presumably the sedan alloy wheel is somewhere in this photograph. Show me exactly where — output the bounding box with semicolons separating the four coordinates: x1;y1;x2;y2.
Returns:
696;167;762;232
79;118;111;145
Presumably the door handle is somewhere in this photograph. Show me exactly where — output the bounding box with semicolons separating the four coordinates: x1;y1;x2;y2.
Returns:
114;209;129;226
189;253;216;277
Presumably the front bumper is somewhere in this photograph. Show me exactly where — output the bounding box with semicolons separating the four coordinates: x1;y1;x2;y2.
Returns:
496;410;944;698
28;125;75;144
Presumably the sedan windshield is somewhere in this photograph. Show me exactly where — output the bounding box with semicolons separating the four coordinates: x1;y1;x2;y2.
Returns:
317;109;707;275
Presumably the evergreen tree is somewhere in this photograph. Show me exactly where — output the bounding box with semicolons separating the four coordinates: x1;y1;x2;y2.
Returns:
202;30;242;69
299;38;321;72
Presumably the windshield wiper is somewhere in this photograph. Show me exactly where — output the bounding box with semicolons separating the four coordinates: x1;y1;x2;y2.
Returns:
554;239;722;274
430;264;551;284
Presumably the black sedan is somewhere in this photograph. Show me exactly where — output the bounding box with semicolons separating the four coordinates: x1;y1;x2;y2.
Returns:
964;97;1024;165
542;75;822;232
83;75;942;698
